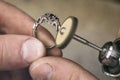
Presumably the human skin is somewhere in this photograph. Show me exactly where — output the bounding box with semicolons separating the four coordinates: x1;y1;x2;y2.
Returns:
0;0;98;80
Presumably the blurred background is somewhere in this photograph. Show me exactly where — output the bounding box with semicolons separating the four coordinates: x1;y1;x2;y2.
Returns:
4;0;120;80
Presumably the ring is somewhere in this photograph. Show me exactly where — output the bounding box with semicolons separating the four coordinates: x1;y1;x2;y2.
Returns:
32;13;61;48
32;13;60;37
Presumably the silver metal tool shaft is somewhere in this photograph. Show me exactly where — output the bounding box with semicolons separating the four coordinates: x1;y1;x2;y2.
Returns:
73;34;103;52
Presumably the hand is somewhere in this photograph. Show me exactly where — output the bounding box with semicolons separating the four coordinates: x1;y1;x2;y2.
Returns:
30;57;98;80
0;1;98;80
0;1;61;80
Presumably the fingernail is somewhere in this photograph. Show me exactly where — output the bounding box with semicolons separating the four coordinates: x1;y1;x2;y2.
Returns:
21;37;46;63
32;63;53;80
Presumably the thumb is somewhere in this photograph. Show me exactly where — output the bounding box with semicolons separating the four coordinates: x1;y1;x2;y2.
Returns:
0;35;46;70
29;57;98;80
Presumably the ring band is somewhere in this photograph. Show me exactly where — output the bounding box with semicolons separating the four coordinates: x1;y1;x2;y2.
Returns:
32;22;38;37
32;17;42;37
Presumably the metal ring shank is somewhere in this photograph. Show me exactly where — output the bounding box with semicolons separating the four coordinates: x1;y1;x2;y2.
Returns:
32;13;60;38
32;22;39;37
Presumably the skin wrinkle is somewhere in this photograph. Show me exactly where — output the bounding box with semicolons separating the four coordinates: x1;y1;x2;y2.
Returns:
48;63;54;80
4;36;13;70
71;72;81;80
2;36;8;70
69;71;74;80
2;39;5;69
0;36;4;69
4;38;21;70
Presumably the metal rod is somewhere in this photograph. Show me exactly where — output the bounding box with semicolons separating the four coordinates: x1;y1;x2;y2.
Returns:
73;34;103;52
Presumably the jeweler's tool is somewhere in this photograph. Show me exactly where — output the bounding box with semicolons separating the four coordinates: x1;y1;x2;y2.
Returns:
73;34;103;51
55;16;103;52
56;16;120;78
33;13;120;78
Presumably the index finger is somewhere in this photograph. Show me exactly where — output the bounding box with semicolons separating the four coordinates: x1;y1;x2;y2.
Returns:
0;1;62;56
